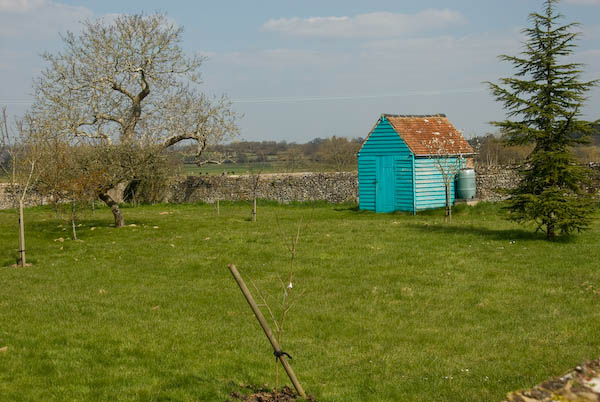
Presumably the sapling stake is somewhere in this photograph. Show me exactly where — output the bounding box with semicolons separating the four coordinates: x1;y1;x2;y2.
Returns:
228;264;307;399
18;200;26;266
71;201;77;240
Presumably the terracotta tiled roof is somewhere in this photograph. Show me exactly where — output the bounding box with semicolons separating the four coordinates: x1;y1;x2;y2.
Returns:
384;114;474;156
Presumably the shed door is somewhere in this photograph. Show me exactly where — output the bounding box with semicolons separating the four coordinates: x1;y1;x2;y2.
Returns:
376;156;395;213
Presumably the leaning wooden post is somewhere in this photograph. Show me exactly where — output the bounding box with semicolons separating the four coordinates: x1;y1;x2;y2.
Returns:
228;264;307;398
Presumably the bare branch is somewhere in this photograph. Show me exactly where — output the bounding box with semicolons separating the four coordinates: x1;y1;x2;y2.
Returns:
251;280;280;333
27;13;238;226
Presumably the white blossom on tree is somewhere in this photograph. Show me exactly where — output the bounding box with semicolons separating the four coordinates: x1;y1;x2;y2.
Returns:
30;13;239;227
425;132;465;222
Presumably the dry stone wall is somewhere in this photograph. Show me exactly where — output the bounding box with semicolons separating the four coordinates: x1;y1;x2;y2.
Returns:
0;183;122;209
1;165;599;209
166;172;359;204
0;183;49;209
164;165;524;205
503;357;600;402
475;165;520;201
0;184;11;209
162;164;600;204
474;163;600;201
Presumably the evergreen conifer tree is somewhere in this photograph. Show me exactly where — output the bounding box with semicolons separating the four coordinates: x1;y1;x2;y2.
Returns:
488;0;598;239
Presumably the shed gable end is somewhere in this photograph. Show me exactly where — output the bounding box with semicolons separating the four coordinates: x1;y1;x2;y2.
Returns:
358;118;412;157
358;118;415;213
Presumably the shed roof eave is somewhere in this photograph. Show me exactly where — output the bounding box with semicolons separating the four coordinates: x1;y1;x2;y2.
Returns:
357;114;386;154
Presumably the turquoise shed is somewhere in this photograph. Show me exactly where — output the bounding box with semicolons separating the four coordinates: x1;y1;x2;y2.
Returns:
358;114;474;213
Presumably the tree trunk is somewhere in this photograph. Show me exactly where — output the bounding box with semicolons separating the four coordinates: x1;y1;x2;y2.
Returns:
99;192;125;227
445;183;452;223
547;222;555;239
252;197;257;223
18;199;26;267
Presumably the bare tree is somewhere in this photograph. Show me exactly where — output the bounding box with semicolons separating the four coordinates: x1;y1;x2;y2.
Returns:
425;133;465;223
318;136;360;171
1;109;42;266
30;14;238;227
35;141;105;239
280;148;305;172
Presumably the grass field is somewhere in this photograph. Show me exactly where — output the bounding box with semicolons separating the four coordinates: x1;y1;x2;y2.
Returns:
1;201;599;401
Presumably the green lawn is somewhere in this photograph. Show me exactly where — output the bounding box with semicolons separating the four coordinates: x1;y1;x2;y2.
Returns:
1;202;599;401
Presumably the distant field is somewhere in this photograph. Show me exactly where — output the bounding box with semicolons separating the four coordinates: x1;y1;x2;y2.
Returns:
1;202;599;401
183;161;355;175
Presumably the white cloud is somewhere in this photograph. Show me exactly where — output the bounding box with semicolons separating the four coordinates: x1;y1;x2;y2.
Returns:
0;0;45;12
565;0;600;4
0;1;92;38
260;10;466;39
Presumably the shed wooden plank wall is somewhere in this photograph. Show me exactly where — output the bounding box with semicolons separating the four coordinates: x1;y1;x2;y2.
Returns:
358;118;414;212
394;156;414;212
358;157;376;210
414;157;458;211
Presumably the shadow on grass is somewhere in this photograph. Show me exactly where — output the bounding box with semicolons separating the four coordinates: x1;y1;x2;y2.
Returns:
333;204;417;215
25;217;117;231
333;204;360;212
407;222;575;243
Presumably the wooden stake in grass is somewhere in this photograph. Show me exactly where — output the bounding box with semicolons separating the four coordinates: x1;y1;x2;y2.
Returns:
228;264;307;399
18;199;26;266
70;201;78;241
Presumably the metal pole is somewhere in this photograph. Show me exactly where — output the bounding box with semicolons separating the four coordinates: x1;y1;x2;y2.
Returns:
228;264;306;398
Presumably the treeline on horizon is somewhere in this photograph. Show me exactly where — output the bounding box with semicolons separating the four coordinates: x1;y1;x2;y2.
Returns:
4;125;599;179
175;123;600;170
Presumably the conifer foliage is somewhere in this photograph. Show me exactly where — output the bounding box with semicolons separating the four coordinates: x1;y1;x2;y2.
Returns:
488;0;598;239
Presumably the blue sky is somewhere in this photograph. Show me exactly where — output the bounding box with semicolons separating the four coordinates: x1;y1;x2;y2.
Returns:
1;0;599;142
